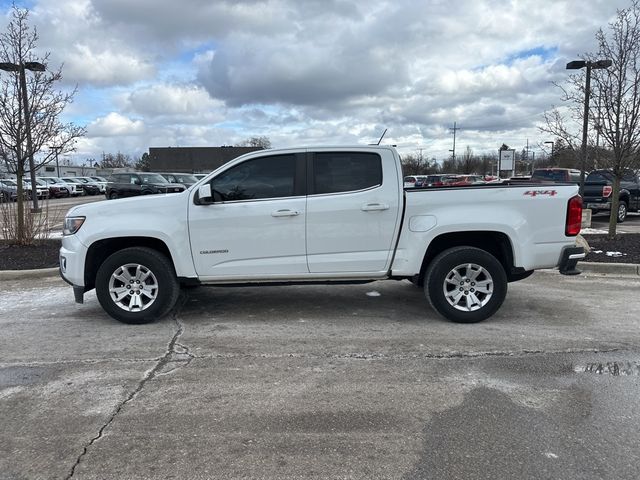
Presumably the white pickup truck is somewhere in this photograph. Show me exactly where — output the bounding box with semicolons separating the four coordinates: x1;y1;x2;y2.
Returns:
60;146;585;324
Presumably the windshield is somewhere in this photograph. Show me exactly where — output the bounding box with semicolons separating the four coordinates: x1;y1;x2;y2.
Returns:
74;178;90;183
174;173;198;184
139;173;169;184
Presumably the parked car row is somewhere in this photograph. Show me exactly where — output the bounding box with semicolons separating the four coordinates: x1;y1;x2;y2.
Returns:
0;178;49;202
405;167;638;223
39;176;108;197
403;174;489;188
2;172;211;202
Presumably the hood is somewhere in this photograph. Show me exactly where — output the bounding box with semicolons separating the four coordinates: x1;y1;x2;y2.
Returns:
67;189;188;217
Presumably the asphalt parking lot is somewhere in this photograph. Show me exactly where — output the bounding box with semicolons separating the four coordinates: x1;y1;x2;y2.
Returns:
1;269;640;479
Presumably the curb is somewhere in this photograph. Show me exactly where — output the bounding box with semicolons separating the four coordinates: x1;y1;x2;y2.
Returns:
0;267;59;281
578;262;640;276
0;263;638;281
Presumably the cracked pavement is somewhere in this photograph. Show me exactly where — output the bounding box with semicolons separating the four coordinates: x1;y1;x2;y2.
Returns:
1;270;640;479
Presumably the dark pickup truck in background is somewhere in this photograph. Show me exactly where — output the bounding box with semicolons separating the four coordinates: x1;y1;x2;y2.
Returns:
583;169;640;222
530;168;581;184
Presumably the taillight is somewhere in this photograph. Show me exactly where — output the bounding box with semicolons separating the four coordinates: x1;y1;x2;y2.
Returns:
566;195;582;236
602;185;612;198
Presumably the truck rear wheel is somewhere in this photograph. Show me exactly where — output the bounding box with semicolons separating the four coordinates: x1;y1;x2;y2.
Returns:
617;200;628;223
424;247;507;323
95;247;180;324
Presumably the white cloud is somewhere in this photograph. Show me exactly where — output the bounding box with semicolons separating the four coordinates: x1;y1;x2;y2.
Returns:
2;0;633;161
64;45;155;86
122;84;225;119
87;112;145;137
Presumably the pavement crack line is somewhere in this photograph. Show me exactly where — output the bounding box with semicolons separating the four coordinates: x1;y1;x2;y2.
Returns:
65;298;189;480
188;347;626;361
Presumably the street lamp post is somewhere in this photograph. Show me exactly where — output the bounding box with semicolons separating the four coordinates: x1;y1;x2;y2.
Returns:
566;59;612;196
0;61;46;213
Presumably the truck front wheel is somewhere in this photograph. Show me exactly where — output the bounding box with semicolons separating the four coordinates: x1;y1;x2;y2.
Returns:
424;247;507;323
95;247;180;324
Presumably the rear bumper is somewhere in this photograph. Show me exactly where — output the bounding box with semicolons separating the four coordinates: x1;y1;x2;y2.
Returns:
558;246;585;275
585;201;610;212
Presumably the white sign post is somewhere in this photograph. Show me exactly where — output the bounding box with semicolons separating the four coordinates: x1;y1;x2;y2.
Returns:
498;149;515;178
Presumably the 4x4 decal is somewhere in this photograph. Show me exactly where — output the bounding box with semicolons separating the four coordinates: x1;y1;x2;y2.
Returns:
524;190;558;197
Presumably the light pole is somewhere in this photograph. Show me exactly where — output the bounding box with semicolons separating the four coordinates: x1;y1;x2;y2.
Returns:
566;59;612;196
0;61;46;213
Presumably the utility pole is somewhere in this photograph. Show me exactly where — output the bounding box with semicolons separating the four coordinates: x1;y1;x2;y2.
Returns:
51;145;62;177
449;122;459;162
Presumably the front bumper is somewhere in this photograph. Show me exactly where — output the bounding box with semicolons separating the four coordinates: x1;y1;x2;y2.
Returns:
59;234;88;303
558;245;585;275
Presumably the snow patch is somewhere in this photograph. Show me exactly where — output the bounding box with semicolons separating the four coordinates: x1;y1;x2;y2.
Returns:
366;291;381;297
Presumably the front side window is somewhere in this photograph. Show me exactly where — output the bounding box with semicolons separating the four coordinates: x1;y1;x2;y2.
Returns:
313;152;382;194
211;154;296;201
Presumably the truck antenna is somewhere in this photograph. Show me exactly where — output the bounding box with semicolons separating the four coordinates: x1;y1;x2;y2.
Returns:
376;129;388;145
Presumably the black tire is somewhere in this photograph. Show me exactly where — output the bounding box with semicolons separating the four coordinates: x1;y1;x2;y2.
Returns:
108;191;119;200
95;247;180;324
617;200;628;223
424;246;507;323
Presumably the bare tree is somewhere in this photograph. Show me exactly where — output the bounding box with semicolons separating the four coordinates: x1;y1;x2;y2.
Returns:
236;136;272;149
541;1;640;237
591;1;640;236
100;152;132;168
0;6;85;244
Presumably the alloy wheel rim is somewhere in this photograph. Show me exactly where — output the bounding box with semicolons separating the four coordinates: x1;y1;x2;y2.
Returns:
442;263;494;312
108;263;159;312
618;203;626;220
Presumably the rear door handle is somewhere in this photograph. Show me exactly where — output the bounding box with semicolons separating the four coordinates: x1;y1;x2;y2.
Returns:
271;209;300;217
361;203;390;211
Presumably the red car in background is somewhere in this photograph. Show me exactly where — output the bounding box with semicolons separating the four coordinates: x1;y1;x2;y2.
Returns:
447;175;486;186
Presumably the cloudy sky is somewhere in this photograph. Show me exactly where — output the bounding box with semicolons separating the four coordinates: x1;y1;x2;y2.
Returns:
0;0;632;163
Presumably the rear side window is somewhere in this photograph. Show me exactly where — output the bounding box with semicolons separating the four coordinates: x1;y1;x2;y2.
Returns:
313;152;382;194
586;171;613;182
532;170;566;182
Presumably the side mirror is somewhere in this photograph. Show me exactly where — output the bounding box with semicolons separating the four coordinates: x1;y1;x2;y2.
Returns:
197;183;213;204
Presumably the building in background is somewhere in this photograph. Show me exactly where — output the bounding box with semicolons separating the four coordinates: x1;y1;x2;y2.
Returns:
148;146;263;173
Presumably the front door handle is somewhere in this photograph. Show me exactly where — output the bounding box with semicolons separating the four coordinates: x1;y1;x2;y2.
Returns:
361;203;390;211
271;209;300;217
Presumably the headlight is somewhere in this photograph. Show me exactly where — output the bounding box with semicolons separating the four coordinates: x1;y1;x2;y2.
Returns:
63;216;85;235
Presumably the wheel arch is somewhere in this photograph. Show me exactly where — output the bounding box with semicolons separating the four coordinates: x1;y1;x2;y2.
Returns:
416;231;518;286
84;237;175;291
